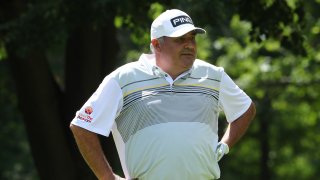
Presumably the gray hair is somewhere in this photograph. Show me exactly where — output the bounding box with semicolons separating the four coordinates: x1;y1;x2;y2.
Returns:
150;37;165;53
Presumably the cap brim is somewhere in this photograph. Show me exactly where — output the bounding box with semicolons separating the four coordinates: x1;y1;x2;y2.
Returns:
168;26;206;37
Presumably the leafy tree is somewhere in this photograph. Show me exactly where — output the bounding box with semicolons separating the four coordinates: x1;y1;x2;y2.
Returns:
209;1;320;179
1;0;120;179
0;0;319;179
0;61;39;179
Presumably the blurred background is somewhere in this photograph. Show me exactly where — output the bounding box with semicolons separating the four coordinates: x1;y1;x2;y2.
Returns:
1;0;319;179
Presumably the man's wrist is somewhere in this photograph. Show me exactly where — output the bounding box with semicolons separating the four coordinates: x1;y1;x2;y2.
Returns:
219;142;229;154
216;141;229;162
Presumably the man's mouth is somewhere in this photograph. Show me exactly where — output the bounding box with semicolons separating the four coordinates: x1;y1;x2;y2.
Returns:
181;52;194;56
181;49;195;56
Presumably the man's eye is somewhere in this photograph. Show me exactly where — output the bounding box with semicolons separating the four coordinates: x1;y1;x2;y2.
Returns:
175;36;195;43
178;37;185;42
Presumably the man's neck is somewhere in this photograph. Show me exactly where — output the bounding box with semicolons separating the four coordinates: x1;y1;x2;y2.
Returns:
155;59;189;80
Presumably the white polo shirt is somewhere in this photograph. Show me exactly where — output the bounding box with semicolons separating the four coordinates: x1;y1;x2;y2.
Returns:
71;53;252;180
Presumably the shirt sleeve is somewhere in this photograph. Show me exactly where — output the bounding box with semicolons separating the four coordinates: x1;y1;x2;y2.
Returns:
71;76;123;137
219;71;252;123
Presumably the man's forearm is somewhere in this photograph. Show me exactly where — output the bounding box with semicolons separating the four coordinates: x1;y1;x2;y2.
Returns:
221;102;256;148
70;125;115;180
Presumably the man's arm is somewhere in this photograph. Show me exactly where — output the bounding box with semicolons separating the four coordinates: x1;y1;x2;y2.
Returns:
221;102;256;148
70;124;117;180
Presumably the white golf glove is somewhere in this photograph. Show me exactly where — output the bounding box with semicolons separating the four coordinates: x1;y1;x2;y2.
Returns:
114;174;126;180
215;142;229;162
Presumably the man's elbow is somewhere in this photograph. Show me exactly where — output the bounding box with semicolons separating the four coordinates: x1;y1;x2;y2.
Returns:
70;123;80;135
239;102;256;124
69;123;95;138
249;102;256;121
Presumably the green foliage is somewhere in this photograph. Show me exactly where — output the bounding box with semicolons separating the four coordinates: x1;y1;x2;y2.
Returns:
211;2;320;178
1;0;320;179
115;1;320;178
0;62;38;180
118;2;167;62
0;42;7;61
118;2;320;178
0;1;67;55
195;33;212;60
235;0;306;55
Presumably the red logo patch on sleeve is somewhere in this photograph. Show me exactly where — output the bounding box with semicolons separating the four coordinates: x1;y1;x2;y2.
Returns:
85;106;93;115
77;106;94;123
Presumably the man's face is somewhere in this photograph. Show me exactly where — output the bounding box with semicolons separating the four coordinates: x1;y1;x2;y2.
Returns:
160;31;197;71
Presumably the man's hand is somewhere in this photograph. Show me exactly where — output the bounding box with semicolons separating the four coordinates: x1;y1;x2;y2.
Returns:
215;142;229;162
70;125;116;180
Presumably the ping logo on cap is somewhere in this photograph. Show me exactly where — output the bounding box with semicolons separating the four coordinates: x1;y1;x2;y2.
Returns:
170;15;194;27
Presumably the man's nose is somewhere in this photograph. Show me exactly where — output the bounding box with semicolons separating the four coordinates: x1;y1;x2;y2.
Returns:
184;40;195;50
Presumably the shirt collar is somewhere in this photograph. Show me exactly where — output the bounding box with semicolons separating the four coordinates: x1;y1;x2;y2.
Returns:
139;53;193;79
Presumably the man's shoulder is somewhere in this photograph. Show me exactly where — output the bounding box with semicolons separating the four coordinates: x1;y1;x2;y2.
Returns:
114;53;154;75
109;60;153;88
111;60;147;77
193;59;224;72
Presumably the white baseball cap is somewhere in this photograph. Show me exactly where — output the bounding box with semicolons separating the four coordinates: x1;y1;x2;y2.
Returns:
150;9;206;40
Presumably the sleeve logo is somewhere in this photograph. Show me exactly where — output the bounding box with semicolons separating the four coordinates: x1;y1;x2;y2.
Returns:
77;106;93;123
85;106;93;115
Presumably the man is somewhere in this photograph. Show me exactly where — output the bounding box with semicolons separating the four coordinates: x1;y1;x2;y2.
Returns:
70;9;256;180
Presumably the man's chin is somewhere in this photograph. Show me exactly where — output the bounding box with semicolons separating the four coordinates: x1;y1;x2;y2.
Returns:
181;57;195;68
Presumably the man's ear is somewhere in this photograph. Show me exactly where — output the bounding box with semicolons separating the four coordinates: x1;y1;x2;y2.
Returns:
151;39;161;51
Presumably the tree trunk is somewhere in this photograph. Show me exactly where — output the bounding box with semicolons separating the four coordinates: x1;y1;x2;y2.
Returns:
259;95;271;180
3;1;121;179
2;0;77;179
64;16;121;178
7;48;77;180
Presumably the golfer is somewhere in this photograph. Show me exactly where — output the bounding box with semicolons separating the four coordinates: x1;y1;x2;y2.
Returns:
70;9;256;180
